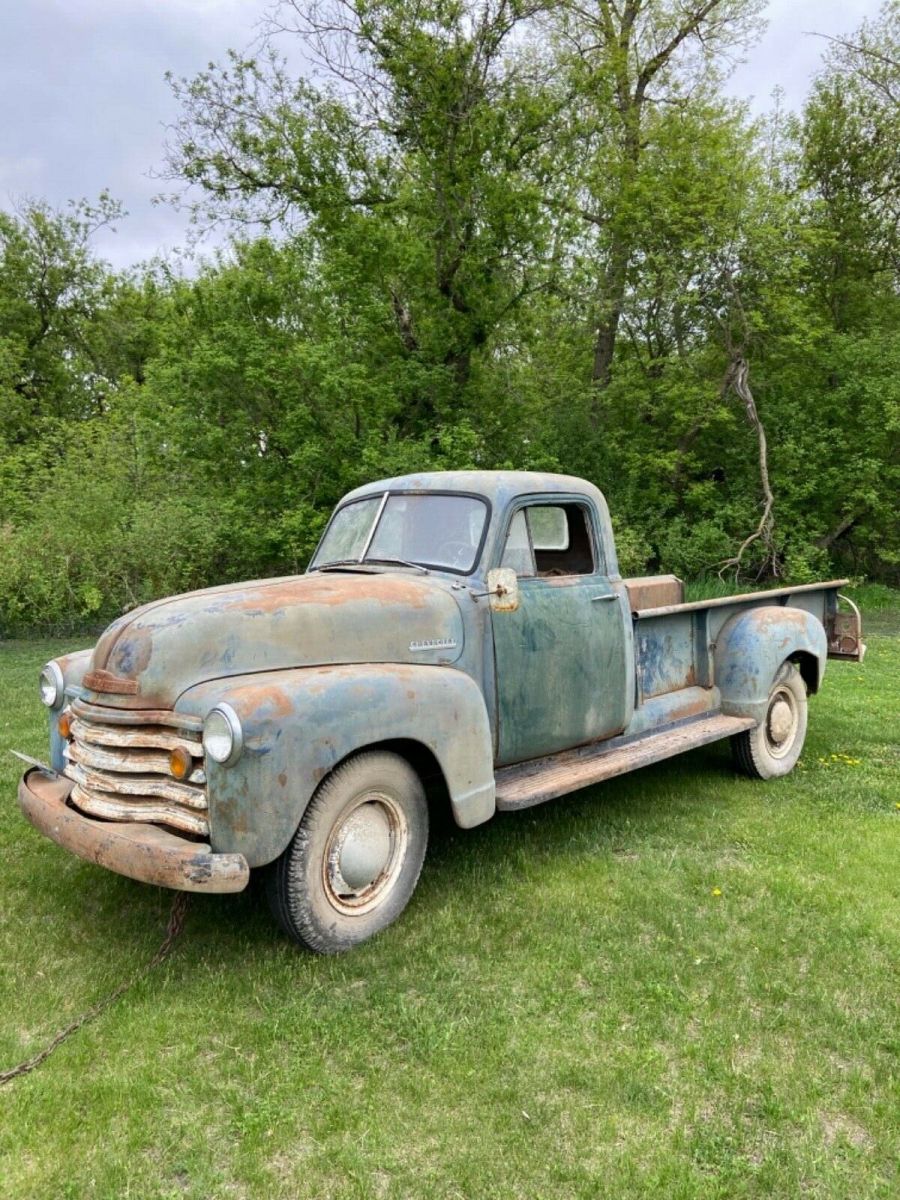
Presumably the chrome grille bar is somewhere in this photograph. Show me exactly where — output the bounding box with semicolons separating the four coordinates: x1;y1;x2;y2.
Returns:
69;785;209;837
63;701;208;837
70;716;203;757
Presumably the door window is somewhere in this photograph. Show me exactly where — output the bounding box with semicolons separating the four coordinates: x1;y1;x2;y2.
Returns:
500;504;596;577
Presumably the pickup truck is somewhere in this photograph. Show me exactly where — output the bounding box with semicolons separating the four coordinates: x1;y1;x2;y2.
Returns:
17;471;864;953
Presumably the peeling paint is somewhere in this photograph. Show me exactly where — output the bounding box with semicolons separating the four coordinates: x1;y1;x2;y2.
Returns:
18;470;855;900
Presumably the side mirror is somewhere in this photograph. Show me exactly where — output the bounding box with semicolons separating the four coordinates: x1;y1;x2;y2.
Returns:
486;568;519;612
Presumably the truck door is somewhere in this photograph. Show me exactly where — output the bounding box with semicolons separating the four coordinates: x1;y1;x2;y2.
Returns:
491;499;630;765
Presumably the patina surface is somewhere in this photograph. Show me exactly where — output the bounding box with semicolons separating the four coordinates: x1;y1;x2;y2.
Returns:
17;470;860;894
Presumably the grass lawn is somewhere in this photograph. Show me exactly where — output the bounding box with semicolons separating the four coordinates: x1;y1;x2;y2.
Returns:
0;617;897;1199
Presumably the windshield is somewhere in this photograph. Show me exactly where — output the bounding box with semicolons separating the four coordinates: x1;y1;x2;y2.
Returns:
311;492;488;574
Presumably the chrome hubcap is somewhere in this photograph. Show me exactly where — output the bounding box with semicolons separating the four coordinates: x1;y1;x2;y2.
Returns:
765;687;799;758
324;793;408;915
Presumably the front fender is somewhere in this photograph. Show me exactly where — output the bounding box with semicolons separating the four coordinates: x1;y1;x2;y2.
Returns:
178;664;495;866
714;606;827;723
47;648;93;771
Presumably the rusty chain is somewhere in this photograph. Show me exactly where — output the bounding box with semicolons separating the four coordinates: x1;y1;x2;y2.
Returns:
0;891;190;1087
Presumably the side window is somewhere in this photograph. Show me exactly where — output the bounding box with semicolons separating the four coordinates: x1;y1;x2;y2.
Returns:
500;503;596;578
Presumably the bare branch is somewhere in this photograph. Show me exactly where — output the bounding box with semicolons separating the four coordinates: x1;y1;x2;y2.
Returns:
717;353;778;580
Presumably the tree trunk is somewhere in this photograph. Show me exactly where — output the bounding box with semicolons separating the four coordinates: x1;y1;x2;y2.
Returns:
815;512;860;550
590;235;631;399
718;354;779;580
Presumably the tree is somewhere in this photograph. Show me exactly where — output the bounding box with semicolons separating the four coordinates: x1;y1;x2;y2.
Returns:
165;0;563;430
546;0;765;407
0;195;123;446
795;1;900;574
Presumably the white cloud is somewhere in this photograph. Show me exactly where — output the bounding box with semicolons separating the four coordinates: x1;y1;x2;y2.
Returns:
726;0;884;113
0;0;887;267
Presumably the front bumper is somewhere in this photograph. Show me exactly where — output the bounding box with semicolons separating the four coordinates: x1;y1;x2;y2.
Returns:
18;768;249;894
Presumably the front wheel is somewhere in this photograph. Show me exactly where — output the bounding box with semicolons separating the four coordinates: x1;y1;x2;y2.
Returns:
266;751;428;953
731;662;808;780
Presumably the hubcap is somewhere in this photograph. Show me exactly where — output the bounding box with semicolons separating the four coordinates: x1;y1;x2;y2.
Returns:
323;793;408;916
765;687;798;758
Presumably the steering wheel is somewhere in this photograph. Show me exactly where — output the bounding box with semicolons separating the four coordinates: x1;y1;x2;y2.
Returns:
436;540;473;569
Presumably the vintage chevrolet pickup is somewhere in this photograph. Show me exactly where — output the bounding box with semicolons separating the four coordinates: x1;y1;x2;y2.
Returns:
17;471;865;952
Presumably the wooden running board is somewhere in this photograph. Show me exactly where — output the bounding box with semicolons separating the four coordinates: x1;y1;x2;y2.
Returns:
494;714;757;811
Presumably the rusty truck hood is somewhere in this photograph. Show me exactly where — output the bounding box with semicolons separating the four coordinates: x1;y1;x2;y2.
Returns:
82;572;466;710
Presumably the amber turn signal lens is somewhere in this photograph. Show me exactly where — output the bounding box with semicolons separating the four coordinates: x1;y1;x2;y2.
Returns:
58;711;73;740
169;747;193;780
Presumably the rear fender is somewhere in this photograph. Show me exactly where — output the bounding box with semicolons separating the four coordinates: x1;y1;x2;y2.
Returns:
178;664;495;867
714;606;827;724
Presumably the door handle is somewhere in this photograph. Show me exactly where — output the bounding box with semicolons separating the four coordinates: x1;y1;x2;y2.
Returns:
591;593;616;602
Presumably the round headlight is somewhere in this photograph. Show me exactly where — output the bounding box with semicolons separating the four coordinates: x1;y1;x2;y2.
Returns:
39;662;64;709
202;704;243;766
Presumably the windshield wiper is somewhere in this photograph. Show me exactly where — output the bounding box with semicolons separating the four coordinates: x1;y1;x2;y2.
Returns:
315;556;429;575
363;556;430;575
315;560;380;573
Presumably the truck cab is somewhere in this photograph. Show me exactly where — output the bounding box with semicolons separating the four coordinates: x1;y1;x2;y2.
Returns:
18;471;863;952
315;472;635;764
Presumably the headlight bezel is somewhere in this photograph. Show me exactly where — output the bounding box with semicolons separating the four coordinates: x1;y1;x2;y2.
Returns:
202;704;243;767
39;661;65;709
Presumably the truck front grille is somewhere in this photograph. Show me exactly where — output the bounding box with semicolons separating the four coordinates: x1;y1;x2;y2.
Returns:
64;700;208;837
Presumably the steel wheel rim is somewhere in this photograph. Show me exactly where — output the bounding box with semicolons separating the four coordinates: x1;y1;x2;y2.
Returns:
323;792;409;916
765;685;799;758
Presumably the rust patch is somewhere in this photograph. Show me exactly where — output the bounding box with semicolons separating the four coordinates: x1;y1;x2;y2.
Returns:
72;698;202;730
219;573;432;615
665;694;710;723
17;769;248;893
625;575;683;612
83;669;139;695
223;682;296;720
827;609;864;661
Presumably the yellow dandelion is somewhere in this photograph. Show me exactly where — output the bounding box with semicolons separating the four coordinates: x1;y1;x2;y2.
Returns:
711;887;722;897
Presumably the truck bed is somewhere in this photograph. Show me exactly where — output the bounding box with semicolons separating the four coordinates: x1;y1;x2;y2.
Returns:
631;579;861;707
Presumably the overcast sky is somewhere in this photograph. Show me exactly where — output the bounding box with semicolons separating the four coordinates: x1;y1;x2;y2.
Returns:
0;0;884;270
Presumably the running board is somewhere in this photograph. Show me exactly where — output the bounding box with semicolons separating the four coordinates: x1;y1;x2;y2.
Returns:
494;714;757;811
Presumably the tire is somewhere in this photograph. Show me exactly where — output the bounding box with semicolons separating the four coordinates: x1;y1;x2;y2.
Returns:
266;751;428;953
731;662;808;780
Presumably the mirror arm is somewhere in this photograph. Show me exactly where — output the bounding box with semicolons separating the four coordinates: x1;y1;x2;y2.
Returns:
468;584;510;601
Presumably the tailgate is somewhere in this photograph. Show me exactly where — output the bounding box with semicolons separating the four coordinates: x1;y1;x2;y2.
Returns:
827;594;866;662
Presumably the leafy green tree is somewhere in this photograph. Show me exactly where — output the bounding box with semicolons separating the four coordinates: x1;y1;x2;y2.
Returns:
795;1;900;575
546;0;766;403
165;0;562;430
0;196;123;446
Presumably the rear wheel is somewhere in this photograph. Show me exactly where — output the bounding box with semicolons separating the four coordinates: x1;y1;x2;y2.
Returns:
731;662;808;780
267;751;428;953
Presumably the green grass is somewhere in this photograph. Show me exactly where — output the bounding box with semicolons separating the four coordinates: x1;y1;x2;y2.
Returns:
1;634;898;1199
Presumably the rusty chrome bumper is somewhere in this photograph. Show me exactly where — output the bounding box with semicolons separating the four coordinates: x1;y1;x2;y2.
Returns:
18;768;249;894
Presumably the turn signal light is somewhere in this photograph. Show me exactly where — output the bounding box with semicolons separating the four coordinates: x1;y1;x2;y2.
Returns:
169;747;193;780
58;710;73;740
